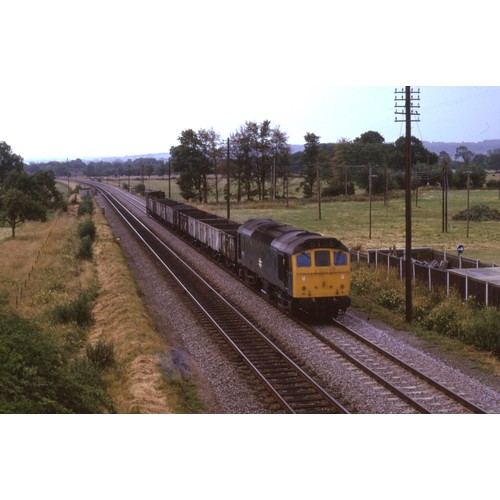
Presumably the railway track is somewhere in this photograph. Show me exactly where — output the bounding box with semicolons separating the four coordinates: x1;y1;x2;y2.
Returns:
77;181;493;414
92;182;349;414
302;318;488;414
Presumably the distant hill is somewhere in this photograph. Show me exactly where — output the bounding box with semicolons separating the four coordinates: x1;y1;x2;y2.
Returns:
288;144;304;154
26;152;171;164
423;139;500;158
85;152;171;163
27;140;500;165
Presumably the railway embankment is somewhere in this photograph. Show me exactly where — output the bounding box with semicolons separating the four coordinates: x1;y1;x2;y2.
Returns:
0;193;203;413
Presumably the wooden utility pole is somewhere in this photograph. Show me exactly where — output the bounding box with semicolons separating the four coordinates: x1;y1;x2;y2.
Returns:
466;170;471;238
168;158;171;198
395;86;420;323
368;165;376;239
317;163;322;220
226;138;230;220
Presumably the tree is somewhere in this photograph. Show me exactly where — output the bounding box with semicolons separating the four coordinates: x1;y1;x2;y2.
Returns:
170;129;212;202
354;130;385;144
230;124;255;201
1;188;47;238
301;133;321;198
334;139;392;194
392;136;438;169
455;145;474;165
487;149;500;169
198;128;224;203
0;141;24;188
269;126;290;198
228;120;289;201
1;170;64;238
452;163;486;189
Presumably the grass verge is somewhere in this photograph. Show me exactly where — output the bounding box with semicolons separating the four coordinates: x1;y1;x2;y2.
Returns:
89;204;205;413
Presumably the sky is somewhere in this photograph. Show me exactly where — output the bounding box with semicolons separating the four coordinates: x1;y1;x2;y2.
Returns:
2;0;500;162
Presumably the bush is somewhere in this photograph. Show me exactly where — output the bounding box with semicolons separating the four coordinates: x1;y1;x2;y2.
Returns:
77;196;94;216
419;295;472;339
133;183;146;195
452;204;500;222
351;265;380;295
377;287;404;310
463;307;500;355
53;294;93;326
412;290;440;324
77;219;96;241
86;339;115;371
486;179;499;189
77;235;93;260
0;312;112;413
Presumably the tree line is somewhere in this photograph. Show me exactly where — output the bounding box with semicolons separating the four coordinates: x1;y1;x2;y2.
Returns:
169;126;497;202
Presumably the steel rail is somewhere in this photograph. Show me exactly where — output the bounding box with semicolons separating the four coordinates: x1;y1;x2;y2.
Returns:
95;184;349;414
330;318;488;414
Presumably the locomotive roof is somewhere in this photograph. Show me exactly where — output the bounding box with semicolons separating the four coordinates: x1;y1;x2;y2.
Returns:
238;218;348;254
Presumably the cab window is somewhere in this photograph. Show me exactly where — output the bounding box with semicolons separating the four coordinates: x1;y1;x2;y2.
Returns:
334;251;347;266
296;252;311;267
315;250;331;267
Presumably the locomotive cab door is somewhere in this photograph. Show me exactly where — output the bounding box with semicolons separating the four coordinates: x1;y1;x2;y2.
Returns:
277;253;289;287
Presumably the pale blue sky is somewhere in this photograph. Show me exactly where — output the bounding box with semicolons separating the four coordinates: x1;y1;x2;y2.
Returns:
2;1;499;161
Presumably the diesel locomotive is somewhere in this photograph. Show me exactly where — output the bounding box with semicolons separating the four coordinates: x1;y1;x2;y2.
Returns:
146;191;351;317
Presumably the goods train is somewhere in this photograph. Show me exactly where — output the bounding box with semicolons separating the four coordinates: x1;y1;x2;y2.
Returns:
146;191;351;317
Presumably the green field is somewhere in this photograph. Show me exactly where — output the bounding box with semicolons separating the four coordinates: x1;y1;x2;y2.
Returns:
101;177;500;265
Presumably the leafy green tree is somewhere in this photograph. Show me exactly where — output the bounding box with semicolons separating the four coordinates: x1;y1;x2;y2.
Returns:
354;130;385;144
391;136;438;170
170;129;212;202
270;126;291;199
229;120;289;201
231;124;255;201
1;188;46;238
1;170;64;238
455;145;475;165
301;133;322;198
198;128;224;202
452;163;486;189
334;139;391;194
487;149;500;169
0;141;24;188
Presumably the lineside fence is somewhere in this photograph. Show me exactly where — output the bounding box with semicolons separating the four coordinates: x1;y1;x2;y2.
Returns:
350;247;500;308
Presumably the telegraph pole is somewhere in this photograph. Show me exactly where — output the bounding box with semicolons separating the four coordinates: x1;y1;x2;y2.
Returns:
466;170;471;238
395;87;420;323
226;138;230;220
317;163;322;220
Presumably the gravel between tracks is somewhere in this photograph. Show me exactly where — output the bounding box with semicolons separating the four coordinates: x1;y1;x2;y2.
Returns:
98;191;500;414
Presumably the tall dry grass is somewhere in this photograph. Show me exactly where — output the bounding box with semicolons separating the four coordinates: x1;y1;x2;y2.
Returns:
0;210;79;312
89;207;175;413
